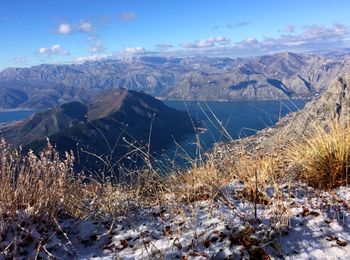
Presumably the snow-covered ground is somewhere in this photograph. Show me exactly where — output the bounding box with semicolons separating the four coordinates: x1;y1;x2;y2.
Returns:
1;183;349;259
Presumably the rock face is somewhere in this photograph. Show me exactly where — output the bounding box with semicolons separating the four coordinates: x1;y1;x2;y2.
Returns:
1;52;350;109
278;74;350;137
2;88;197;173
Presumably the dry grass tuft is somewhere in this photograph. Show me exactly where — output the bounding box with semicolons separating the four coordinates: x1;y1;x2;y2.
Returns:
0;139;91;257
167;154;232;204
287;121;350;189
230;152;279;204
84;168;167;219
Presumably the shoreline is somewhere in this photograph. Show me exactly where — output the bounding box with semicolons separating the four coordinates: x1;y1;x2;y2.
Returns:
0;108;36;112
159;97;312;102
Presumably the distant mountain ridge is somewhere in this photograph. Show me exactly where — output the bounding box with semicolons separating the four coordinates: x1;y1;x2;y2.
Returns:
0;78;91;109
1;51;350;109
1;88;197;172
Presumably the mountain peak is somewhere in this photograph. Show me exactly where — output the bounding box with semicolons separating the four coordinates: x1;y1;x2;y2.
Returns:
87;88;129;120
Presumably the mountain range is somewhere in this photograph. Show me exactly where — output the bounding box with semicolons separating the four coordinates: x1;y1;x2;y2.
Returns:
1;51;350;109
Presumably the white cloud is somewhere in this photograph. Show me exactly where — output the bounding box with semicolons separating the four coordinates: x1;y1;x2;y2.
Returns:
88;35;105;53
125;46;146;53
78;22;93;32
171;24;350;57
38;44;70;56
89;45;105;53
57;23;72;34
182;36;231;48
74;53;114;63
56;21;94;34
237;37;259;46
71;24;350;60
75;55;100;63
272;24;349;48
178;24;348;57
118;12;137;21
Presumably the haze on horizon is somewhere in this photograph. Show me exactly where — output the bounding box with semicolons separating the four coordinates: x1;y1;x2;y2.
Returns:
1;0;350;70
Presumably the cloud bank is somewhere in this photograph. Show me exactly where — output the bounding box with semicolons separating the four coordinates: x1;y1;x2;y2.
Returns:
68;23;350;65
176;24;350;57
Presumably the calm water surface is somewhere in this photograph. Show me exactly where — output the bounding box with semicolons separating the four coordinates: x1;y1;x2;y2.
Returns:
162;99;306;164
0;110;36;123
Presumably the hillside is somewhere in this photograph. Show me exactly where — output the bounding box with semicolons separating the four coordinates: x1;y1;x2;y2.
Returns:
1;101;87;146
1;52;350;109
1;88;197;172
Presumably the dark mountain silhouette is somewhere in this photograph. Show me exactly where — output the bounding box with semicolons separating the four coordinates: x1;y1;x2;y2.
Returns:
2;88;197;173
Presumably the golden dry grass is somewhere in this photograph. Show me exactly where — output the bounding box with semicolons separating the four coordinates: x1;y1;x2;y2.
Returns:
166;154;232;203
0;139;84;223
230;152;278;202
287;121;350;189
0;137;287;222
1;118;349;236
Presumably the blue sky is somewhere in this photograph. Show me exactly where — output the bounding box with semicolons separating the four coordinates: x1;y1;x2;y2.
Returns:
1;0;350;69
